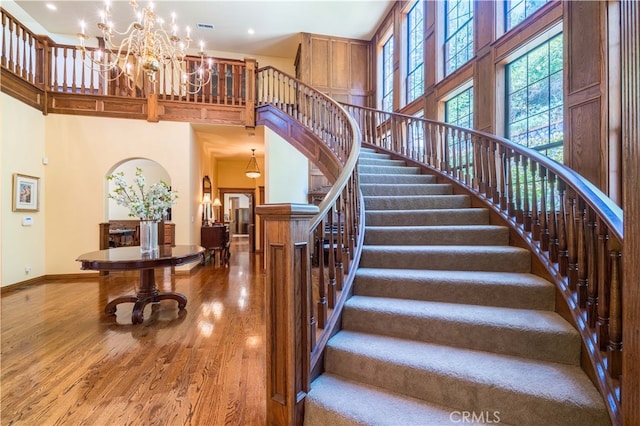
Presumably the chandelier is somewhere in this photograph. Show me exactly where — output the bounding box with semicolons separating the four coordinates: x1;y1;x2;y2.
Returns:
77;0;212;93
245;149;261;179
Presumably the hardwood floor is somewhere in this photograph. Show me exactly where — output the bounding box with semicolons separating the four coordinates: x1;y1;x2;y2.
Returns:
1;237;266;425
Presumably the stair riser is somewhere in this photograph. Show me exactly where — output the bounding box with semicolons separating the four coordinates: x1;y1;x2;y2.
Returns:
324;347;609;426
363;226;509;246
364;195;470;210
365;210;490;226
361;184;452;196
359;247;531;273
342;304;581;365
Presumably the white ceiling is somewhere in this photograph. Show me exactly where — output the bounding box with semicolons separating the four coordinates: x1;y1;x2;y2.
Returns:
13;0;394;159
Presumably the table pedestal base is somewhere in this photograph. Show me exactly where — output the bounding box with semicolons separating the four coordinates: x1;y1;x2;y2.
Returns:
104;268;187;324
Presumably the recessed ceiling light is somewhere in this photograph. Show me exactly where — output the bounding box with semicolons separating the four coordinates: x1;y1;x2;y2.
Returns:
46;3;57;11
247;28;255;35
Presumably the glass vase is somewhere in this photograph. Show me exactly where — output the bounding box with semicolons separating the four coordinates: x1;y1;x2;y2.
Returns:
139;220;159;255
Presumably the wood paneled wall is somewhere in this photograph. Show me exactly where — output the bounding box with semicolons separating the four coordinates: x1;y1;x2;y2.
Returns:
295;33;372;106
564;0;620;202
621;1;640;424
366;0;620;199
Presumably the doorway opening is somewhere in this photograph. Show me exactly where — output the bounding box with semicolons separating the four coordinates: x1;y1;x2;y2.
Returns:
218;188;256;252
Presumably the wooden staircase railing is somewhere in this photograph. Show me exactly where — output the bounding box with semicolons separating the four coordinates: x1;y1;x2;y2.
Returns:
255;66;363;426
342;103;624;426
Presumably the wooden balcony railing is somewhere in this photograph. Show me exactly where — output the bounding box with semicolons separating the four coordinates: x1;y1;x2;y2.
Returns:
342;103;624;425
1;7;255;125
255;66;362;426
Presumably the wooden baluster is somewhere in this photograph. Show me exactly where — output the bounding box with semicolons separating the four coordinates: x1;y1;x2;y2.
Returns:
71;48;78;93
14;23;21;76
327;206;337;308
596;220;610;350
52;47;59;92
1;12;7;69
567;194;578;290
27;33;34;83
586;208;598;327
548;172;559;262
316;221;327;329
482;138;491;197
531;163;540;240
489;140;498;204
464;133;471;186
607;248;622;378
557;182;569;276
522;158;531;232
514;153;523;223
539;166;549;251
335;199;344;291
576;199;588;308
505;149;514;218
498;146;508;212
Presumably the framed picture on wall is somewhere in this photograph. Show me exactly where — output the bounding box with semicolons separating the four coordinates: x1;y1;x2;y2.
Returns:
12;173;39;212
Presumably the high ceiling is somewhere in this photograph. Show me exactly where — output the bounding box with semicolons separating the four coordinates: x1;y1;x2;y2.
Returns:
14;0;393;60
12;0;395;159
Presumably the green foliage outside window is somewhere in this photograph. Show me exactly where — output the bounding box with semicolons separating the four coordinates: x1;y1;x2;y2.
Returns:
506;0;549;31
445;0;473;76
507;33;563;163
382;36;394;112
407;2;424;103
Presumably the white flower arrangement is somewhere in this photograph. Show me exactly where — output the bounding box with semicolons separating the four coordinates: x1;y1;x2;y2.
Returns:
107;167;178;222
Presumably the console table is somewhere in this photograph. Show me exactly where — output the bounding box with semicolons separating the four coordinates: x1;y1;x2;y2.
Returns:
76;245;204;324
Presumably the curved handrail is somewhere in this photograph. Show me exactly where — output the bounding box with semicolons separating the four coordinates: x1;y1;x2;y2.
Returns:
342;102;623;424
256;66;363;375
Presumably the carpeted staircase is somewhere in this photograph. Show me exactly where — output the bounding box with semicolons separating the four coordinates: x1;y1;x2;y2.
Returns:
304;148;610;426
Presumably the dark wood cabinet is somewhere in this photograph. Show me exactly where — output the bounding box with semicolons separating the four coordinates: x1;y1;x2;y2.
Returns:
201;225;230;265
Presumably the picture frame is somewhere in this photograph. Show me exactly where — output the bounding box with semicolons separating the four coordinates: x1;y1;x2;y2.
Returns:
12;173;39;212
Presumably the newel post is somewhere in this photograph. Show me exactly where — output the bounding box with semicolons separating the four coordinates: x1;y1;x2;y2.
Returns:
256;203;318;426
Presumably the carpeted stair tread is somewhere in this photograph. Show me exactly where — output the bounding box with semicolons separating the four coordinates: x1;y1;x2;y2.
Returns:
324;331;610;426
354;268;554;310
364;225;509;245
304;374;480;426
365;208;490;226
358;158;407;167
360;173;436;184
360;183;453;196
364;194;471;210
360;245;531;272
358;165;422;175
342;295;580;364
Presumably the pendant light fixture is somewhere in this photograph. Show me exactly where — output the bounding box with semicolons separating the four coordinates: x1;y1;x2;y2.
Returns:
245;149;261;179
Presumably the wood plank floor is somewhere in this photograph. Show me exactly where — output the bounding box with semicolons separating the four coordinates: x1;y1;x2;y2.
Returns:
1;237;266;425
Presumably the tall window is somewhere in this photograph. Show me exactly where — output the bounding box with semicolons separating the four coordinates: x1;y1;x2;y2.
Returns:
382;36;394;112
505;0;549;31
406;2;424;104
444;0;473;76
506;33;563;162
445;86;474;129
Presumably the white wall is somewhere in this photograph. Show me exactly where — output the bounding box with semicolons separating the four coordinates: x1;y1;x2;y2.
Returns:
264;127;309;204
1;94;47;286
43;114;195;275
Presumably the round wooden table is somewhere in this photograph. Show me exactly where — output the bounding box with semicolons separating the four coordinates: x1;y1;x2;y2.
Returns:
77;245;205;324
